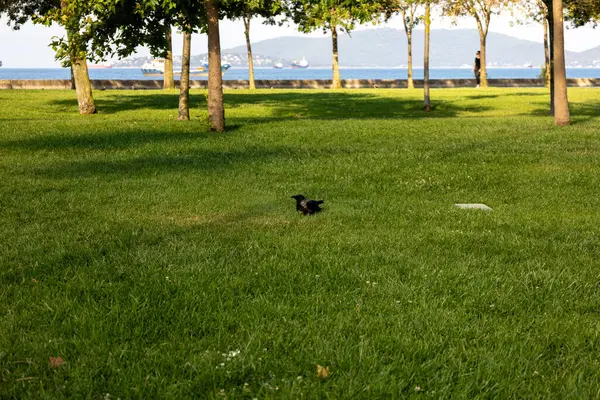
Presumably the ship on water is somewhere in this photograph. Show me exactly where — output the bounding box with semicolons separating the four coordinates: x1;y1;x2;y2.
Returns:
0;60;3;67
141;59;231;77
273;62;284;69
89;64;112;69
291;57;309;69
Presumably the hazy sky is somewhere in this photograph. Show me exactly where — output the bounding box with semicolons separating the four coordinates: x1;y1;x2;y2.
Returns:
1;13;599;68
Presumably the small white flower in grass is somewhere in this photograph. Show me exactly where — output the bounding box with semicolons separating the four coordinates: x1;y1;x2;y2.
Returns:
220;362;225;367
533;370;539;376
227;350;240;358
415;386;421;391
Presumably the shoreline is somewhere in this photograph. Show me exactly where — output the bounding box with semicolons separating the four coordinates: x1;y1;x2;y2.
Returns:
2;66;600;70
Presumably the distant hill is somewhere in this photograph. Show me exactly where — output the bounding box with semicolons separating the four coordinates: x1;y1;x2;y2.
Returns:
113;28;600;68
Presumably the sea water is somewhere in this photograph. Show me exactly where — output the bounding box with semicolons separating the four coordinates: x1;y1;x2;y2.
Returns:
0;67;599;81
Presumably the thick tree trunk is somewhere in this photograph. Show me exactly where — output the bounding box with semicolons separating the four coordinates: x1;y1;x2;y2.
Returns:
331;25;341;89
479;33;488;88
423;1;431;112
71;57;96;114
552;0;570;126
164;27;175;90
543;15;550;87
243;16;256;90
407;30;414;89
206;0;225;132
178;30;191;121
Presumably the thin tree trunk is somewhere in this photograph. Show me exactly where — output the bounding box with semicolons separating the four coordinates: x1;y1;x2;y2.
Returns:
423;0;431;112
164;27;175;89
331;25;341;89
72;57;96;114
552;0;570;126
548;5;555;115
243;16;256;90
543;14;550;87
70;65;76;90
178;30;191;121
479;33;488;88
207;0;225;132
407;30;414;89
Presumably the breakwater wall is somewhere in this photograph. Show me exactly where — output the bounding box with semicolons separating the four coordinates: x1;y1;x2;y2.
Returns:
1;78;599;90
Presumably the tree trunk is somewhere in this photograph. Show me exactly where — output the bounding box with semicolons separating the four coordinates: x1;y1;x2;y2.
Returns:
547;5;555;115
72;57;96;114
331;25;341;89
423;1;431;112
479;33;488;88
164;27;175;90
206;0;225;132
543;14;550;87
70;65;76;90
407;30;414;89
61;0;95;114
178;30;191;121
243;16;256;90
552;0;570;126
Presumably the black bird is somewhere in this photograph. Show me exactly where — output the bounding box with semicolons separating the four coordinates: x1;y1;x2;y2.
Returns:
291;194;324;215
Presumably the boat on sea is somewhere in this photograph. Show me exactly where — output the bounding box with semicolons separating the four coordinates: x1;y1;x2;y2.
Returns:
273;62;284;69
141;59;231;76
0;60;3;67
291;57;309;69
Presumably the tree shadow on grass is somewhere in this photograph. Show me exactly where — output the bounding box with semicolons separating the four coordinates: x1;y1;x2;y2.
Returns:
50;91;493;121
225;92;492;121
50;92;206;114
27;145;338;180
523;100;600;123
0;128;236;152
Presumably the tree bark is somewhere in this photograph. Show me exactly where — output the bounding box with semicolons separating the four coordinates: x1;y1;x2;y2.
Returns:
207;0;225;132
543;13;550;87
178;30;191;121
423;1;431;112
61;0;95;114
243;15;256;90
407;30;414;89
552;0;570;126
547;4;556;115
479;33;488;88
331;25;341;89
71;57;96;114
70;65;76;90
164;27;175;90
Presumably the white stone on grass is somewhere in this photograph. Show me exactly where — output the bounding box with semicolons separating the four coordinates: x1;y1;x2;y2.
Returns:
454;203;493;211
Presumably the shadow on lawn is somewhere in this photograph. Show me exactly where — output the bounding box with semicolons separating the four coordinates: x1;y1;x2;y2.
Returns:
0;129;229;152
524;100;600;122
28;145;335;179
51;91;493;120
227;92;493;120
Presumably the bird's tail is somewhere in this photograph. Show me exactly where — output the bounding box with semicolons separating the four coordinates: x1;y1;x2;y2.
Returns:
316;200;324;204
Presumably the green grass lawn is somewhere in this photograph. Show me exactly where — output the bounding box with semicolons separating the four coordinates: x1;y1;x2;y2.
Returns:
1;88;600;398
